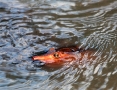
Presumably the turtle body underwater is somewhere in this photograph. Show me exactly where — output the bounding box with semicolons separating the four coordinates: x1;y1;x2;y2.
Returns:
32;46;95;67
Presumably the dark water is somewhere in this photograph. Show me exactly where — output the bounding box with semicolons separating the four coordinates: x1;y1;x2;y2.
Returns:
0;0;117;90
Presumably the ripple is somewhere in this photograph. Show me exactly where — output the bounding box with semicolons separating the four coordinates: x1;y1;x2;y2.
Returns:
0;0;117;90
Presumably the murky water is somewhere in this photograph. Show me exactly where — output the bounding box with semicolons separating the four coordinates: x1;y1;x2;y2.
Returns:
0;0;117;90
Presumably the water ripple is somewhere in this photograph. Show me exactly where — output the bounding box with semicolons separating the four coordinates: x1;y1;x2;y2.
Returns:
0;0;117;90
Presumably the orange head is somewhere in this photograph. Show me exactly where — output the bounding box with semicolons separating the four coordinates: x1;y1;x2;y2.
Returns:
32;47;77;64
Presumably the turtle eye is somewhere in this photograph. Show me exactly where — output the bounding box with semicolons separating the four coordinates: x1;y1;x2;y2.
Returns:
53;53;59;58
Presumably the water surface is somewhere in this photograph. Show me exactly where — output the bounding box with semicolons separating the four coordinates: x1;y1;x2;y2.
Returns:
0;0;117;90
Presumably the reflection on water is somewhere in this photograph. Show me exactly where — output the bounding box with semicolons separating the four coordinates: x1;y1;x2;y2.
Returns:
0;0;117;90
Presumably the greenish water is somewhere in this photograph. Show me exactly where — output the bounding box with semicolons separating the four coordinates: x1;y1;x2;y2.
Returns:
0;0;117;90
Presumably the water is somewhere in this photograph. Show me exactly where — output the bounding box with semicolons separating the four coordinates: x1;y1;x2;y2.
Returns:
0;0;117;90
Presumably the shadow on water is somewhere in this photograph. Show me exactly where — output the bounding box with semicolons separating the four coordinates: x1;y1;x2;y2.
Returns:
0;0;117;90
